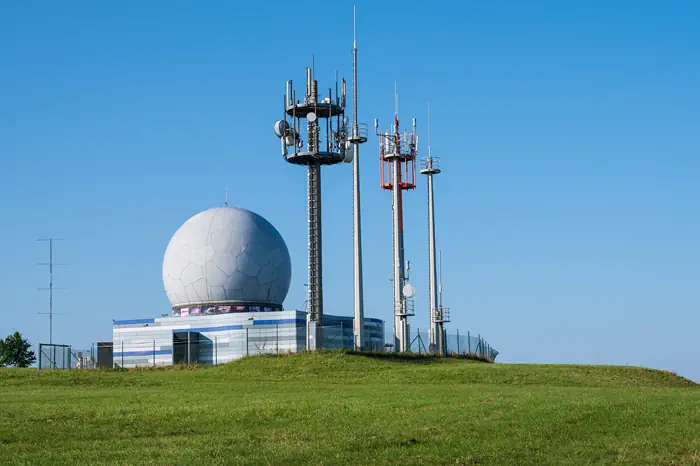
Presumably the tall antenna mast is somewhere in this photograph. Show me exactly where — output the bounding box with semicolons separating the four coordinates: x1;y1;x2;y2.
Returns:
274;30;352;351
420;104;449;354
37;238;67;344
376;85;418;353
350;5;369;350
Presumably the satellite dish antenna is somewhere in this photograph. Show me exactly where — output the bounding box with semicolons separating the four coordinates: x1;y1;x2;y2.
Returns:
274;120;289;138
307;112;317;123
403;283;416;298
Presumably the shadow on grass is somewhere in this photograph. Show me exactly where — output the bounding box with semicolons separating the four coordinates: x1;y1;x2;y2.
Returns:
336;350;494;364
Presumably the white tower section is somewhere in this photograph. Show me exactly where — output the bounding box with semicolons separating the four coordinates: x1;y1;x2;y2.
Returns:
420;106;449;354
349;7;369;350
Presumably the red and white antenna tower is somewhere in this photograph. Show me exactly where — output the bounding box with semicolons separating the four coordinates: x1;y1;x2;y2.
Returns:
375;88;417;352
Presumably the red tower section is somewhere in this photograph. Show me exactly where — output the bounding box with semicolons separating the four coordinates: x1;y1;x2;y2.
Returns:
379;115;417;191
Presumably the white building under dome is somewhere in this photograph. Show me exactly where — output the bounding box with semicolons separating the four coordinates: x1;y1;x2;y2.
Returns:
112;206;384;367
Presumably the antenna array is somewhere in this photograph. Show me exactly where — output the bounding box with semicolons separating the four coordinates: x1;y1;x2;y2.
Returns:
274;48;351;351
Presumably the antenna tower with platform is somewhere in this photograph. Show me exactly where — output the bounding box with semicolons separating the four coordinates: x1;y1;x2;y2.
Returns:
375;90;418;352
274;55;351;351
420;107;449;354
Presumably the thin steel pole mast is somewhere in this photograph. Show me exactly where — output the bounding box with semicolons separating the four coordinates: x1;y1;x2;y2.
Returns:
37;238;66;344
420;104;442;353
351;6;366;351
438;250;445;354
49;239;53;344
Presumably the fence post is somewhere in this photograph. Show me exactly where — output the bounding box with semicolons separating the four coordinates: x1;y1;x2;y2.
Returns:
457;329;460;354
38;344;42;370
153;340;156;367
276;324;279;354
187;332;191;365
340;321;344;350
215;336;218;365
121;341;124;367
246;328;249;357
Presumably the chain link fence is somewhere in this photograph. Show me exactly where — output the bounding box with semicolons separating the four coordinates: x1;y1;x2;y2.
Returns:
401;329;498;360
41;325;497;369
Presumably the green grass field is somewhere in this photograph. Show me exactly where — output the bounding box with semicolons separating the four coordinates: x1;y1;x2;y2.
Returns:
1;352;699;465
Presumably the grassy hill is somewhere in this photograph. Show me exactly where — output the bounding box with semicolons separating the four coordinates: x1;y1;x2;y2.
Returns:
1;352;698;465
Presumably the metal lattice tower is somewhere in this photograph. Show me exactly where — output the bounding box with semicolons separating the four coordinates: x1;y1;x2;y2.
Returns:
376;99;418;352
275;60;351;351
37;238;66;345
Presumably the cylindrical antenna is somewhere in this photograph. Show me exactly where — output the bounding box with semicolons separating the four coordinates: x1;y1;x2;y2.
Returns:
306;68;312;99
428;102;432;158
394;82;398;116
353;5;357;48
342;78;346;108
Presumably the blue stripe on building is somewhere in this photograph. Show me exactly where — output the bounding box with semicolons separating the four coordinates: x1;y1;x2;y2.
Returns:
171;324;244;333
113;318;155;325
253;318;306;326
114;349;172;357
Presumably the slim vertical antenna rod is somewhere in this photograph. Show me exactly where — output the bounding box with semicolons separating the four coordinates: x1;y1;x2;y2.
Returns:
428;102;432;158
351;5;368;350
225;185;229;207
353;6;357;47
394;83;398;116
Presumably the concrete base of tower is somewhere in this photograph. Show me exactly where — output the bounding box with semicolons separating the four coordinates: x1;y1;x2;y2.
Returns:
306;319;323;351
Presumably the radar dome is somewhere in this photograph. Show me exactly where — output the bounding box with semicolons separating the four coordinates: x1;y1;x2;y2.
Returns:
162;207;292;307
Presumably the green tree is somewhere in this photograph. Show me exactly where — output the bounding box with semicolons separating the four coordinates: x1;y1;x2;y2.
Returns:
0;332;36;368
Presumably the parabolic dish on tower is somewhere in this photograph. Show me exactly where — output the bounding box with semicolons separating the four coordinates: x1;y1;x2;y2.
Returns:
162;207;292;307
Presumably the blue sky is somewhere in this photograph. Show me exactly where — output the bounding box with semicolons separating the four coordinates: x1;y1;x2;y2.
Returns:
1;1;698;379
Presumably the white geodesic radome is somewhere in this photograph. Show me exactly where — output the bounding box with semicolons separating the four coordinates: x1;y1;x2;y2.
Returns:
162;207;292;306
